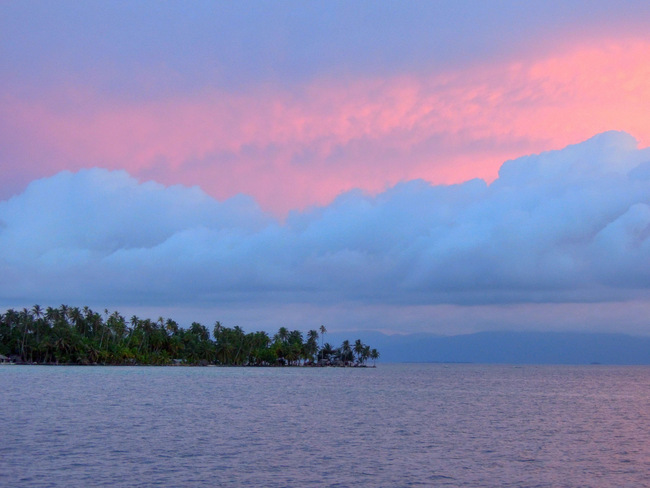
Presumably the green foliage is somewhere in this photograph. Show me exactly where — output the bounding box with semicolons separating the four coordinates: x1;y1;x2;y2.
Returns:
0;305;379;367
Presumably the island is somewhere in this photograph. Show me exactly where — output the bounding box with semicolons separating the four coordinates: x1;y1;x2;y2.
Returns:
0;305;379;367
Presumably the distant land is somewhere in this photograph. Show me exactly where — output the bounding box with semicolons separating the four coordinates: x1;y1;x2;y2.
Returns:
324;331;650;365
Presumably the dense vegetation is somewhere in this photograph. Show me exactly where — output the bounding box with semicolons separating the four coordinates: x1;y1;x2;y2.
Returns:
0;305;379;366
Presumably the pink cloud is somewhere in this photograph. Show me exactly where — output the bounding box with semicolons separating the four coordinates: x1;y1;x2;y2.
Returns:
3;37;650;214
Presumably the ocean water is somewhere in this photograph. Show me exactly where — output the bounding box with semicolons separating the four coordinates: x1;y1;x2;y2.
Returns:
1;364;649;487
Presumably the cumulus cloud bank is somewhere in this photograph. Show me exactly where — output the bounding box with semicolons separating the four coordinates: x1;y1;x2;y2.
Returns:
2;132;650;318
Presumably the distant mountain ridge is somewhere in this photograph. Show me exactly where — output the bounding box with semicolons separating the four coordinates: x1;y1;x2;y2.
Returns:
323;331;650;364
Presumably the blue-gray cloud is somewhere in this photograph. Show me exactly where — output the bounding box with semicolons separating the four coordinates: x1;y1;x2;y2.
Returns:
1;131;650;314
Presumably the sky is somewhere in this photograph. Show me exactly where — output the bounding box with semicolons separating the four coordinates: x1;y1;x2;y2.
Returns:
2;1;650;335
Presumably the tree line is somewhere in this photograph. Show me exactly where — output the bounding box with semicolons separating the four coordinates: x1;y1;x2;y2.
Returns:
0;305;379;366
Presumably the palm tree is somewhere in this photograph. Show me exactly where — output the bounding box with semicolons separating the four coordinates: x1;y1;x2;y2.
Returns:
107;311;127;345
70;307;85;337
340;340;353;363
361;345;371;365
216;330;235;364
319;324;326;350
19;307;33;361
307;329;319;344
31;304;43;320
45;306;59;325
189;322;209;342
287;330;303;365
166;318;179;336
370;348;379;366
354;339;365;363
274;327;289;344
305;329;319;362
320;342;334;362
212;321;223;341
248;331;270;365
58;304;69;324
31;304;46;351
286;343;301;366
231;326;246;364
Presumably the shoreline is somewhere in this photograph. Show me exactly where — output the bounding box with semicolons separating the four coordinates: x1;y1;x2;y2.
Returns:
0;361;376;368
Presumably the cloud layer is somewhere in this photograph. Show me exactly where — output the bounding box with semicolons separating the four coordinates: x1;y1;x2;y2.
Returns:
2;131;650;333
3;38;650;214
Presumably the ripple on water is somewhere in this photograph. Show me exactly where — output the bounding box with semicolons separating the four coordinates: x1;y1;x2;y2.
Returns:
1;364;649;488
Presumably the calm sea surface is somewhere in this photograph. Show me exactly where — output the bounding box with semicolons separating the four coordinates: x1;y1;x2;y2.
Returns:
1;364;649;487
